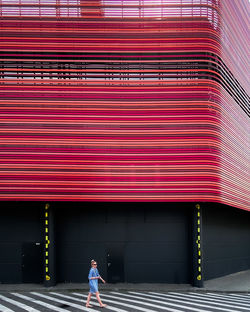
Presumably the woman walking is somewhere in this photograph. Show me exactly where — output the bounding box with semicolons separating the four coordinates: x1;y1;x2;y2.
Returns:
86;260;107;308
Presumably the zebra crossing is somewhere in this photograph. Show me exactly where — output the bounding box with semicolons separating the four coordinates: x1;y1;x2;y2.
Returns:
0;291;249;312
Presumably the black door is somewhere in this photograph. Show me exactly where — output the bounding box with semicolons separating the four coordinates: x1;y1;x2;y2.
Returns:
107;244;124;283
22;242;43;283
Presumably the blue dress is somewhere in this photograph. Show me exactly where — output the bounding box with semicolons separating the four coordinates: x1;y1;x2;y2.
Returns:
88;268;100;293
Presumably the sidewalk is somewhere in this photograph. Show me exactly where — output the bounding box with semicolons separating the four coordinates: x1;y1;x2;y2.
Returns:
203;269;250;292
0;270;249;293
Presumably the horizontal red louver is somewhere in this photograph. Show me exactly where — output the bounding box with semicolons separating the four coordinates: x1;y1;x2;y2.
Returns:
0;0;249;210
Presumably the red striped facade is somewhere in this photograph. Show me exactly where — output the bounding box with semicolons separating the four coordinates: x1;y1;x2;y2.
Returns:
0;1;249;210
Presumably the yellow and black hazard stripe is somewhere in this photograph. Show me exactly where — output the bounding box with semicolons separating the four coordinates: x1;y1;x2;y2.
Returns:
44;203;50;282
196;204;202;282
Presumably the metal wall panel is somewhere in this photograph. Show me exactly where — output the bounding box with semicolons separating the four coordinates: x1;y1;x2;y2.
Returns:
0;203;43;283
56;203;190;283
0;1;249;210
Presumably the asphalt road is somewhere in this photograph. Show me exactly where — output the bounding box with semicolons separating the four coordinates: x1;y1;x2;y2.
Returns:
0;290;249;312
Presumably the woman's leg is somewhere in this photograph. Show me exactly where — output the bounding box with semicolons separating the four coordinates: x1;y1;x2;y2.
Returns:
95;292;106;307
86;292;93;307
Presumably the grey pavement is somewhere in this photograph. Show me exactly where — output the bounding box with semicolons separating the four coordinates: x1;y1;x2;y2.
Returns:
0;270;249;293
203;269;250;292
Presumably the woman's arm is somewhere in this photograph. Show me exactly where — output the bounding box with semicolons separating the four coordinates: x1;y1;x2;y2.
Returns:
96;269;106;283
88;268;106;282
88;268;101;280
89;275;105;283
99;277;106;283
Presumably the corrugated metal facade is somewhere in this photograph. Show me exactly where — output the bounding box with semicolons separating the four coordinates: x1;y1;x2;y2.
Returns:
0;0;249;210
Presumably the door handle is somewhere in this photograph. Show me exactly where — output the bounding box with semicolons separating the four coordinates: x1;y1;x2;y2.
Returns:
107;262;111;267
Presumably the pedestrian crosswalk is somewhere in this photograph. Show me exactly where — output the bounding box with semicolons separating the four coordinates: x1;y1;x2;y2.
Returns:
0;291;249;312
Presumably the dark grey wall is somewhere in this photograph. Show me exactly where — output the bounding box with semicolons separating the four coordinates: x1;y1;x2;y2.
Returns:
56;202;190;284
203;204;250;280
0;202;43;283
2;201;249;284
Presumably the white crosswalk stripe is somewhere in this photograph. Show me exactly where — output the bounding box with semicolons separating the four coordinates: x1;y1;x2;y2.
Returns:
11;293;70;312
165;292;250;308
188;292;250;306
50;291;129;312
0;294;40;312
73;293;160;312
109;291;214;312
103;292;213;312
146;291;250;311
187;292;250;304
205;292;250;303
229;294;250;299
31;292;99;311
0;302;14;312
1;291;249;312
